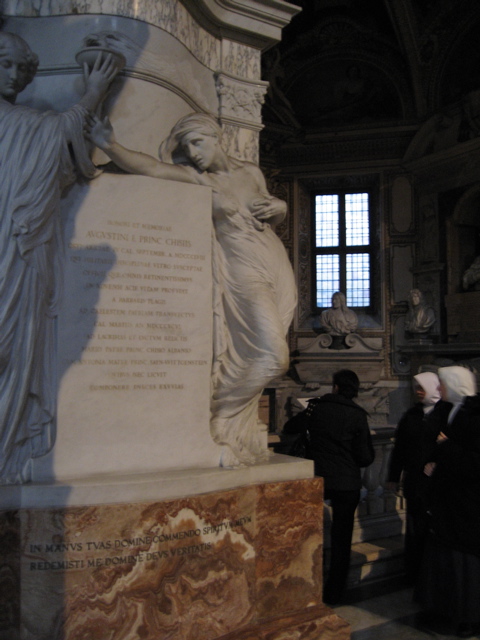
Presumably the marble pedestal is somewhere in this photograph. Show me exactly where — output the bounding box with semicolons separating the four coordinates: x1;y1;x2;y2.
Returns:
1;468;350;640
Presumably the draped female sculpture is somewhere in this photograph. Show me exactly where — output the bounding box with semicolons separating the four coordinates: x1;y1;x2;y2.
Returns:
87;112;297;466
0;33;117;483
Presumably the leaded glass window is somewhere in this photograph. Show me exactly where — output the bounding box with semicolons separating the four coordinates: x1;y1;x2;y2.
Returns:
314;191;372;309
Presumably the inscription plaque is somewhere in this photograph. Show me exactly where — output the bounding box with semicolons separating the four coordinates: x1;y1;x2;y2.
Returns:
32;175;221;481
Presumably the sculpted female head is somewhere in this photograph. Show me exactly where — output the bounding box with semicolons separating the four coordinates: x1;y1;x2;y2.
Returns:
159;112;223;168
170;113;222;144
0;32;39;102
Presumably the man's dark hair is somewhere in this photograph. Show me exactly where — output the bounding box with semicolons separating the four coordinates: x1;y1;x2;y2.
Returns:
333;369;360;399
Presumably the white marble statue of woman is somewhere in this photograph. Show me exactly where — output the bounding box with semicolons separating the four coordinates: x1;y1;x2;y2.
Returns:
404;289;435;334
0;32;117;484
86;111;297;466
320;291;358;335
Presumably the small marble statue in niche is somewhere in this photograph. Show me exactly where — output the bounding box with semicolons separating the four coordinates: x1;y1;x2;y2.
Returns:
404;289;436;335
320;292;358;336
0;32;118;484
86;111;297;467
462;255;480;291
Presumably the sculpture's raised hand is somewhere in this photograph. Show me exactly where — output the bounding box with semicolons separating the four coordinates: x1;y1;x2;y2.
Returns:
85;113;115;150
85;52;118;91
80;53;119;113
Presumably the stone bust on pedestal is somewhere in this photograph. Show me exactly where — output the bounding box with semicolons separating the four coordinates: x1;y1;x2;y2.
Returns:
320;292;358;336
404;289;435;335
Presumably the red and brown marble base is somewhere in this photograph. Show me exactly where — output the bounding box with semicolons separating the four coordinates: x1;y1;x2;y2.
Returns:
1;477;350;639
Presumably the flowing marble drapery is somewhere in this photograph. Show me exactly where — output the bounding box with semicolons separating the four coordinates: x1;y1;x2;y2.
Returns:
0;101;96;483
159;117;297;467
209;185;297;466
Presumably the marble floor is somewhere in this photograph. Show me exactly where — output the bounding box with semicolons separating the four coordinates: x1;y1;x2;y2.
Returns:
333;585;480;639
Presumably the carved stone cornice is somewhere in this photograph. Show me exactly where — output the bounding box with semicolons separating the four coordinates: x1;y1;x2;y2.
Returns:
298;173;379;191
183;0;301;48
275;128;416;170
3;0;301;49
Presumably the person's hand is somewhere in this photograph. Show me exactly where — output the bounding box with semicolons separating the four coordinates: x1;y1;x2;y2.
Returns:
83;52;119;97
436;431;448;443
84;113;115;151
251;196;286;224
424;462;436;477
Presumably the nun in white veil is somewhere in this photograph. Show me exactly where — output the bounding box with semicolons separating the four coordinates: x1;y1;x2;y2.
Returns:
387;371;450;584
415;366;480;637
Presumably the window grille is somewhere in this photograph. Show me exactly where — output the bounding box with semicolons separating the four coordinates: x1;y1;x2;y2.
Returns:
314;191;372;309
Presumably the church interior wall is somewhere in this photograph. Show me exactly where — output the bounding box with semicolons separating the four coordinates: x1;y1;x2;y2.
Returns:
2;0;480;631
260;0;480;436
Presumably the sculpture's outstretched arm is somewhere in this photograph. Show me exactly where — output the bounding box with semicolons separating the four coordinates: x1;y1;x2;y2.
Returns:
85;113;197;183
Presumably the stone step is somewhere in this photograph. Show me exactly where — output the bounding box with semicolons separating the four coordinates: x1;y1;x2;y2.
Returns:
348;534;405;589
324;534;406;594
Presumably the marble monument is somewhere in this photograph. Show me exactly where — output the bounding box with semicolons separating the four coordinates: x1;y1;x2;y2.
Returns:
0;19;297;483
0;3;349;639
86;110;297;468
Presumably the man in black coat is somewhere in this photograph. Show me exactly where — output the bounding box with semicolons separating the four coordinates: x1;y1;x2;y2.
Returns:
309;369;375;605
